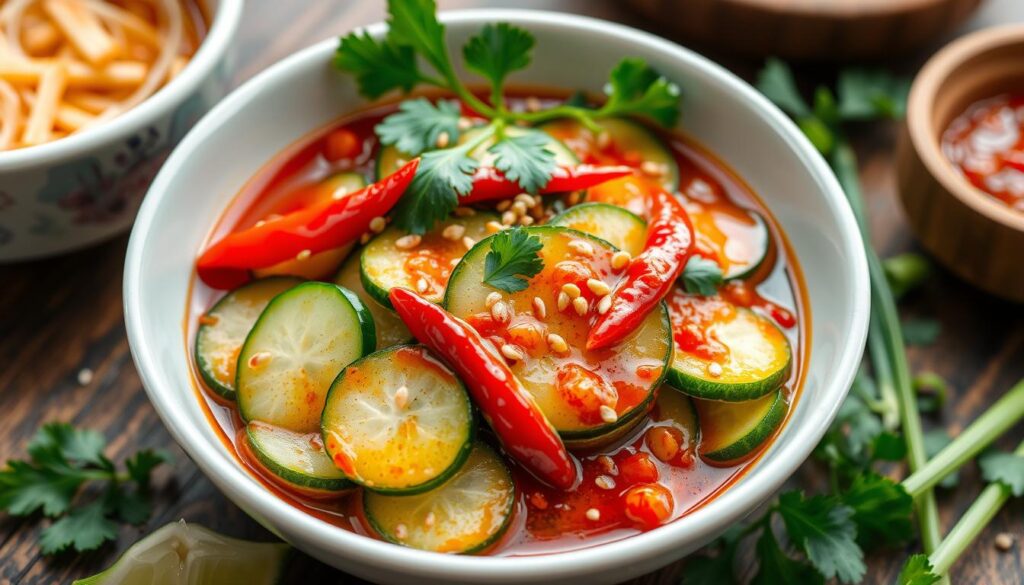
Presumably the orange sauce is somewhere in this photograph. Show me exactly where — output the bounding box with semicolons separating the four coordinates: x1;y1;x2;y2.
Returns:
183;91;811;556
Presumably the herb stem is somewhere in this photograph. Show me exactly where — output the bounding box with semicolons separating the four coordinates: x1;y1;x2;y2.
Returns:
903;378;1024;497
512;105;602;133
928;438;1024;576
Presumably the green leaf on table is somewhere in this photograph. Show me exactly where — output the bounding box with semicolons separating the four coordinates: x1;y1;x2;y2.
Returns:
812;86;840;128
39;500;118;554
392;145;480;234
751;526;823;585
979;451;1024;496
376;98;463;157
489;130;557;193
463;23;534;89
871;431;907;462
386;0;452;76
28;422;110;470
841;472;914;549
884;253;931;300
483;226;544;293
913;372;949;414
897;554;941;585
601;58;681;127
777;491;865;584
125;450;170;491
682;256;724;296
837;68;911;121
756;58;810;117
0;461;83;517
923;429;959;488
334;31;424;98
901;318;941;346
680;528;741;585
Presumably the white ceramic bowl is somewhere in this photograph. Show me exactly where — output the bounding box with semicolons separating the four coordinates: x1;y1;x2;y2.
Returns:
125;10;868;585
0;0;243;262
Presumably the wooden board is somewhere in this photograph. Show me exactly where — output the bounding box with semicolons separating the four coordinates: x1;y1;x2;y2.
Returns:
1;1;1022;583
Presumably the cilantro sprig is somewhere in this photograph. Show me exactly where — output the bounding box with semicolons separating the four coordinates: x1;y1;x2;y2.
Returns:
0;423;169;554
681;256;723;296
482;226;544;293
335;0;681;233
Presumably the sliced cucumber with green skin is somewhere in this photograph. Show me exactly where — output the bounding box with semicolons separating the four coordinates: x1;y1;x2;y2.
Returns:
363;442;514;554
376;126;578;180
195;277;302;400
321;345;474;494
687;205;771;281
665;291;791;401
651;386;700;450
539;117;680;191
237;282;375;433
695;390;787;464
245;421;354;492
360;212;498;309
550;202;647;256
334;251;411;350
445;226;672;442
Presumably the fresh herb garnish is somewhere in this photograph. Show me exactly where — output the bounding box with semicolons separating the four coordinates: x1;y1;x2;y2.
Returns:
335;0;681;233
681;256;723;296
483;227;544;293
979;451;1024;496
0;423;169;554
897;554;941;585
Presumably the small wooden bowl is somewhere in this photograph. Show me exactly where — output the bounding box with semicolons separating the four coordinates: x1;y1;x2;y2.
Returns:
897;25;1024;303
623;0;981;61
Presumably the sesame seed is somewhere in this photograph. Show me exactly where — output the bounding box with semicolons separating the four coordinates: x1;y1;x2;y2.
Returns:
561;283;581;298
77;368;93;386
585;508;601;521
595;475;616;490
457;117;473;131
491;300;511;323
708;362;724;377
573;296;589;316
599;405;618;423
641;161;667;177
436;131;450;149
532;297;547;320
486;291;502;308
424;512;436;528
462;236;476;250
501;344;526;361
525;96;542;112
496;200;513;212
395;524;408;539
416;278;429;294
501;211;517;225
442;223;465;240
295;249;312;261
568;240;594;257
519;215;535;226
453;206;476;217
332;188;350;200
597;295;612;315
557;291;571;312
369;216;387;233
611;250;632;271
995;533;1014;551
596;130;611;149
547;333;569;353
515;194;536;208
511;201;528;216
394;385;409;409
587;278;611;296
254;220;266;228
248;351;272;368
597;455;618;475
395;234;422;250
450;258;460;267
486;221;505;234
360;232;372;244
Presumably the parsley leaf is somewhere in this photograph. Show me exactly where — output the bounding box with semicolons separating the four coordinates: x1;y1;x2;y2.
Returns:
901;318;941;346
392;146;480;234
600;58;681;127
386;0;452;77
756;58;811;118
335;31;425;98
39;500;118;554
897;554;941;585
751;526;823;585
483;227;544;293
841;472;914;549
682;256;724;296
463;23;534;90
777;491;865;584
837;69;911;120
979;451;1024;496
376;98;463;157
489;130;557;193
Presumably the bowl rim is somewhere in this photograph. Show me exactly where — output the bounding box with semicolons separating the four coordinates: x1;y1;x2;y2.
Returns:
906;23;1024;233
125;9;869;582
0;0;244;171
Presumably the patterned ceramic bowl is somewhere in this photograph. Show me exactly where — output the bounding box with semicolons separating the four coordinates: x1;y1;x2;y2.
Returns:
0;0;243;262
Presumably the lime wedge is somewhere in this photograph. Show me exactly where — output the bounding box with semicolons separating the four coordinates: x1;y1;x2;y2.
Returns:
74;520;290;585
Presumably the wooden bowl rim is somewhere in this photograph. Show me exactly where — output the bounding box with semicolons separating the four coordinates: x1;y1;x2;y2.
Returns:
906;24;1024;233
727;0;964;18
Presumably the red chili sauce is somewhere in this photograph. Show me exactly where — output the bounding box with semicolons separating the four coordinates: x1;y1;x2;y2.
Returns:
185;92;810;556
942;93;1024;212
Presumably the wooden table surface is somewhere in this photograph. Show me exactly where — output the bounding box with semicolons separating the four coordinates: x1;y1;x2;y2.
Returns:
2;1;1024;583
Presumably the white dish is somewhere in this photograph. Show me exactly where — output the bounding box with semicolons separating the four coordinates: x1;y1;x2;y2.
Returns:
124;10;869;585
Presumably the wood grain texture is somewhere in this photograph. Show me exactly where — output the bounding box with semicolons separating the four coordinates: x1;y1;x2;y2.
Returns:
0;1;1022;583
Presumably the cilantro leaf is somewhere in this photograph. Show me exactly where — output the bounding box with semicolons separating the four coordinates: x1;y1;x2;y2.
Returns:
376;98;463;157
682;256;723;296
751;526;823;585
463;23;534;89
924;430;959;488
125;450;171;491
39;501;118;554
386;0;452;77
884;253;931;300
114;490;152;525
901;318;940;346
756;58;811;118
837;69;910;120
897;554;941;585
483;227;544;293
871;431;907;462
680;528;741;585
601;58;681;127
489;130;556;193
841;472;914;549
335;31;425;98
392;146;479;234
28;423;111;470
0;461;83;517
979;451;1024;496
777;491;865;583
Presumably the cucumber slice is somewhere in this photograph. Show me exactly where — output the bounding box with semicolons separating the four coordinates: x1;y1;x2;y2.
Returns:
321;345;474;494
695;390;787;464
687;205;770;281
195;277;302;400
73;521;290;585
360;212;498;308
665;291;791;401
363;442;514;553
550;202;647;256
376;126;577;179
245;421;353;492
334;251;411;350
651;387;700;446
445;226;672;441
540;117;680;191
237;282;375;433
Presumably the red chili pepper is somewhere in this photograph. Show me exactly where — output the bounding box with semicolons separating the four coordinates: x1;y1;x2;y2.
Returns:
197;159;419;289
388;287;579;490
461;164;633;204
587;185;694;350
